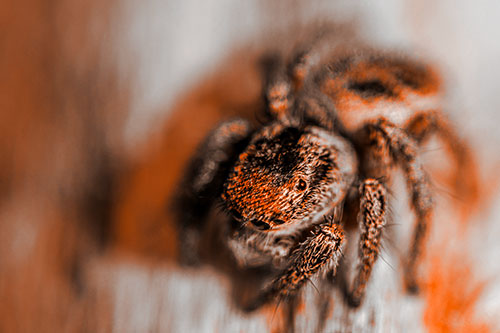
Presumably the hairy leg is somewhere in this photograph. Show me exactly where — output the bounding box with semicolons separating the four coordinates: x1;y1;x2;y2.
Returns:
244;223;345;312
369;119;434;292
285;33;353;132
261;52;338;131
288;27;355;91
406;111;480;213
260;54;294;121
175;119;252;265
347;178;387;307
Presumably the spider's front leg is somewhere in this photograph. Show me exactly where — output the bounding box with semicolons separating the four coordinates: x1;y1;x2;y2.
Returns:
175;119;252;265
368;119;434;292
244;223;345;312
346;178;387;307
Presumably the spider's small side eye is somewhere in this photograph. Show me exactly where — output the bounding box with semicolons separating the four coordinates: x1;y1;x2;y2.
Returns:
230;209;243;221
250;219;271;230
296;178;308;191
273;218;286;225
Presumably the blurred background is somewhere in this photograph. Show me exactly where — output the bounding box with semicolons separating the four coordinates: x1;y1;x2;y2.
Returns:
1;0;500;331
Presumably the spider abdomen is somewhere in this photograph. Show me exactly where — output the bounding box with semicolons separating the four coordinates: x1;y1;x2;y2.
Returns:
319;53;443;132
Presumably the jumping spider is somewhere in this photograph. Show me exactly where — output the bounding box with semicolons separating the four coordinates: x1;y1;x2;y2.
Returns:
175;37;477;311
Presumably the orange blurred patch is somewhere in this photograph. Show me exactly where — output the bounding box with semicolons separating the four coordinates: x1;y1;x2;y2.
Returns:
423;251;491;333
1;0;126;330
261;297;306;333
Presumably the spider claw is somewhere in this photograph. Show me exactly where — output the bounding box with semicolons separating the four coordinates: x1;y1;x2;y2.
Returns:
241;292;271;313
405;281;420;295
241;298;260;313
346;293;362;308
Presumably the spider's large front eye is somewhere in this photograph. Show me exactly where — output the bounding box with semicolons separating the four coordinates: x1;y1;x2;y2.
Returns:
296;178;308;191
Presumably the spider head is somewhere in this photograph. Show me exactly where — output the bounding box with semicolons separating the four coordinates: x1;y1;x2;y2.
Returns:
222;122;357;231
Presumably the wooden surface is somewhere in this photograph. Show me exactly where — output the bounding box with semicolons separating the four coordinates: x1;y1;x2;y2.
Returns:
2;0;500;332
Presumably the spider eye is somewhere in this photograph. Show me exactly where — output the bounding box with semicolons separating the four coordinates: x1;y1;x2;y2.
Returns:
230;209;243;221
250;219;271;230
273;218;286;225
296;178;308;191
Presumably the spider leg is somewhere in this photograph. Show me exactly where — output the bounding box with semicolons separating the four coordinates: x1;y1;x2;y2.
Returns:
174;118;252;265
368;119;434;292
288;39;322;91
261;51;338;131
288;27;353;91
260;54;294;121
285;32;354;132
406;111;480;212
243;223;345;312
346;178;387;307
260;49;338;130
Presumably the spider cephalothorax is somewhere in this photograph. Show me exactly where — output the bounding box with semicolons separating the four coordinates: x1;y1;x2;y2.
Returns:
175;33;478;322
222;123;356;231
